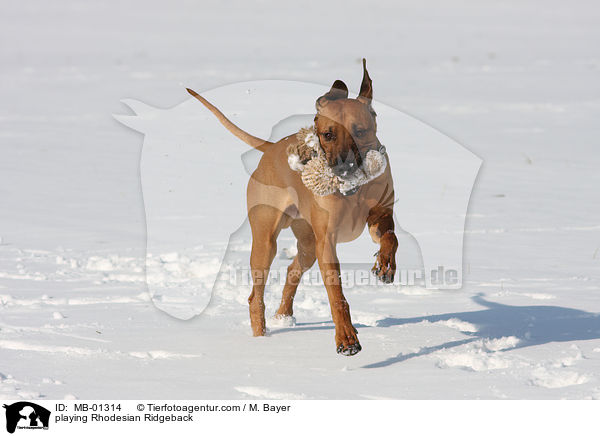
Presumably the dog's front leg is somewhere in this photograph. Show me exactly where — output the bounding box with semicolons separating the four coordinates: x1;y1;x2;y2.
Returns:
367;205;398;283
312;212;361;355
316;237;361;355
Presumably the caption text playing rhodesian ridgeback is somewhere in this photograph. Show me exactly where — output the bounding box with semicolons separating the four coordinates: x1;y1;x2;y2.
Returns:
187;59;397;356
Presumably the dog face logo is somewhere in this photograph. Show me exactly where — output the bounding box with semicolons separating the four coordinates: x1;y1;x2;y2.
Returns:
114;71;481;321
314;61;379;180
3;402;50;433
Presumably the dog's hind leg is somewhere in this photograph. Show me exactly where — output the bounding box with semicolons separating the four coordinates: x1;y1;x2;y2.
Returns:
275;219;316;319
248;204;289;336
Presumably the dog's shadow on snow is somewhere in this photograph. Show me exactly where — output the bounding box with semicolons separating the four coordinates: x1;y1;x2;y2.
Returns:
270;294;600;369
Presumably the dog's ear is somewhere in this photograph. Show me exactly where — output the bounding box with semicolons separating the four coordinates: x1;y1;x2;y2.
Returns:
357;58;373;104
316;80;348;111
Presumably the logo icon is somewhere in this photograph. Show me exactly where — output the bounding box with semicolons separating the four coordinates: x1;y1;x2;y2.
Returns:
114;80;481;320
3;402;50;434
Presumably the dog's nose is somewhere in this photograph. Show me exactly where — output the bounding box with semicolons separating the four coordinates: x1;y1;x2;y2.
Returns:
332;161;356;177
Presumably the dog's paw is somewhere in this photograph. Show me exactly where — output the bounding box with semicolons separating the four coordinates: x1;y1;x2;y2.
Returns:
372;233;397;283
335;324;361;356
372;253;395;284
337;343;362;356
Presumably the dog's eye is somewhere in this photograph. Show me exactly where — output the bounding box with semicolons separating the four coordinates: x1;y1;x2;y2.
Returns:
322;132;335;141
355;129;366;138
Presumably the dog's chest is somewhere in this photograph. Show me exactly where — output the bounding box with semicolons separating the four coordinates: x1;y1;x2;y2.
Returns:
329;195;372;242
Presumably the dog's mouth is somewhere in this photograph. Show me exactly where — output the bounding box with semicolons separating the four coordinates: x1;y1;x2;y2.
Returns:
334;163;360;179
335;145;388;197
336;164;365;196
341;185;360;196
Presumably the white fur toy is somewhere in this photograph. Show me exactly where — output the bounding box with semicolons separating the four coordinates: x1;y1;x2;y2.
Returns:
286;126;387;196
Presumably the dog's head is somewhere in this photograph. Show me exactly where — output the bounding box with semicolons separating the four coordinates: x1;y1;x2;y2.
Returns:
314;58;379;180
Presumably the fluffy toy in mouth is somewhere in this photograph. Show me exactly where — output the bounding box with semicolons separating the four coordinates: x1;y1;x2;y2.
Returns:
287;126;387;197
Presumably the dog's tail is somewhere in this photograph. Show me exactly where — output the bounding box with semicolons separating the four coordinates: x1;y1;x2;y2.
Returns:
186;88;272;152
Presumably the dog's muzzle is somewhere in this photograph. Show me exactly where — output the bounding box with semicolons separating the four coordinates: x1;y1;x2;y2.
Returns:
332;161;357;178
341;185;360;196
337;144;387;196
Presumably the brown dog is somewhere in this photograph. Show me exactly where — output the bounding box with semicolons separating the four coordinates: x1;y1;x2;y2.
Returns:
187;59;397;355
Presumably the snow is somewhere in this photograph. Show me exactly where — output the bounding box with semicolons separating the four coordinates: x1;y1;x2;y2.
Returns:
1;0;600;400
234;386;307;400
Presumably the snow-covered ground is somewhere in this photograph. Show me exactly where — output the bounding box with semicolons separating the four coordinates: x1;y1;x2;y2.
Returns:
1;0;600;399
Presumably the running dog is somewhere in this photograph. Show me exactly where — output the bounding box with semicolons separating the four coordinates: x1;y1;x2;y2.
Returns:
187;59;397;355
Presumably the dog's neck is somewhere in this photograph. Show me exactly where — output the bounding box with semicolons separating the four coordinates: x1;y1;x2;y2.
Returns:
286;126;387;197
